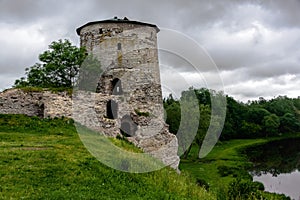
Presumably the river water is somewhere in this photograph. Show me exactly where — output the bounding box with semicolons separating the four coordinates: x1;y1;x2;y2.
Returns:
253;170;300;200
244;138;300;200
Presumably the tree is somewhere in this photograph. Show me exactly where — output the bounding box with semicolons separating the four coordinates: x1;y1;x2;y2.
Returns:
279;113;300;133
178;91;200;158
195;104;211;148
165;101;181;134
265;96;295;117
240;120;262;138
221;96;246;140
15;39;87;88
263;114;280;137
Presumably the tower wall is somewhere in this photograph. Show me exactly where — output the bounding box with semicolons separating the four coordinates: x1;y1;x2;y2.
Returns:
76;18;180;170
79;23;161;98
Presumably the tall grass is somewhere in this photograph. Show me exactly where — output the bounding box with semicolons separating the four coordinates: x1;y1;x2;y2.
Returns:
0;114;214;199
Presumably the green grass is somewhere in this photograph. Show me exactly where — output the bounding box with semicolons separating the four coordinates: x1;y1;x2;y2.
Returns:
10;86;73;96
180;135;300;199
0;114;214;199
180;139;266;189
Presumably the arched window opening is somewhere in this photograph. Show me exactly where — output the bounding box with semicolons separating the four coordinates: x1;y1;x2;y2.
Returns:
106;100;118;119
117;43;122;50
120;115;137;137
112;78;123;95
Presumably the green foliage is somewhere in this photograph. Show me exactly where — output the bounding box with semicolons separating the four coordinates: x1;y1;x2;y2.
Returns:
280;113;300;133
15;39;87;88
177;88;200;158
217;165;240;177
195;104;211;147
246;107;271;125
134;109;150;117
263;114;280;137
265;96;296;117
164;87;300;151
16;86;73;96
218;96;245;140
240;120;262;138
227;177;290;200
164;88;222;158
164;100;181;134
196;178;210;191
227;177;267;200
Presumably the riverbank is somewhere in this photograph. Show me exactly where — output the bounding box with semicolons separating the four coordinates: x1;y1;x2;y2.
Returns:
180;133;300;199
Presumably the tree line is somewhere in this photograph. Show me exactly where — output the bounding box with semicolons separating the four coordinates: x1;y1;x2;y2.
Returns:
13;39;300;158
164;87;300;157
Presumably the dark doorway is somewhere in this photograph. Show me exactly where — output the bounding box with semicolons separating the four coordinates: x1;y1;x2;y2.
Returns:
106;100;118;119
117;43;122;50
112;78;123;95
120;115;137;137
37;103;44;118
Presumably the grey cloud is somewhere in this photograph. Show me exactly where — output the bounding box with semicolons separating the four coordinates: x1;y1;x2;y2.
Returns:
258;0;300;29
0;0;299;100
244;58;300;79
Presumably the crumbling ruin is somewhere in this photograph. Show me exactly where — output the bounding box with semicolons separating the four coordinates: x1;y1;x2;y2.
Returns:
0;17;180;170
74;17;180;169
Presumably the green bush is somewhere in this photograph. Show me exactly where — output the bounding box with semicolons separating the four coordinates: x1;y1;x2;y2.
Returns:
217;165;239;177
227;177;258;199
196;178;210;191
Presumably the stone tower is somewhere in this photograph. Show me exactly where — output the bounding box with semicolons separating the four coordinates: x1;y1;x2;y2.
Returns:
76;17;179;170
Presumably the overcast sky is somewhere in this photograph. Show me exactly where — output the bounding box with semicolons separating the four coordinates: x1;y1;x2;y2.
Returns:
1;0;299;101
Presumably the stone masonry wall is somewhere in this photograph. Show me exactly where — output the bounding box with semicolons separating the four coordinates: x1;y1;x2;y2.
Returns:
0;88;180;170
0;89;72;118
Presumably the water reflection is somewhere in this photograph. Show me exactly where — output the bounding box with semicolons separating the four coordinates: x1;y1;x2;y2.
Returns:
243;138;300;200
253;170;300;200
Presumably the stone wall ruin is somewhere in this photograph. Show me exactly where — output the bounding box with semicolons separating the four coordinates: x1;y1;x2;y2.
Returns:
0;18;180;171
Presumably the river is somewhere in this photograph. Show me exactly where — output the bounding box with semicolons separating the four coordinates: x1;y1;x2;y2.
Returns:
244;137;300;200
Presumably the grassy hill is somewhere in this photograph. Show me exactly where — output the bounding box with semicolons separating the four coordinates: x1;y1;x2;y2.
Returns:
0;114;214;199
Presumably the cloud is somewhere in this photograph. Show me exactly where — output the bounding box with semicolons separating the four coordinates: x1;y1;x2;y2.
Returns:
0;0;299;101
0;23;46;74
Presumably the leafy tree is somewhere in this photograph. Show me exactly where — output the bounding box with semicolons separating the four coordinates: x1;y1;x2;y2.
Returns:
265;96;295;117
195;104;211;148
292;98;300;111
263;114;280;137
165;101;181;134
246;107;270;125
193;88;211;106
15;39;87;88
221;96;246;140
177;89;200;158
279;113;300;133
240;120;262;138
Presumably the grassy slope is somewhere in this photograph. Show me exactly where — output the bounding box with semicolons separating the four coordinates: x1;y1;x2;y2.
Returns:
0;114;214;200
180;135;300;199
180;139;267;189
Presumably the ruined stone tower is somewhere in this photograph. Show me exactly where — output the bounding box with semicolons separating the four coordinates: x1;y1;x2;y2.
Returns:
76;17;179;170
